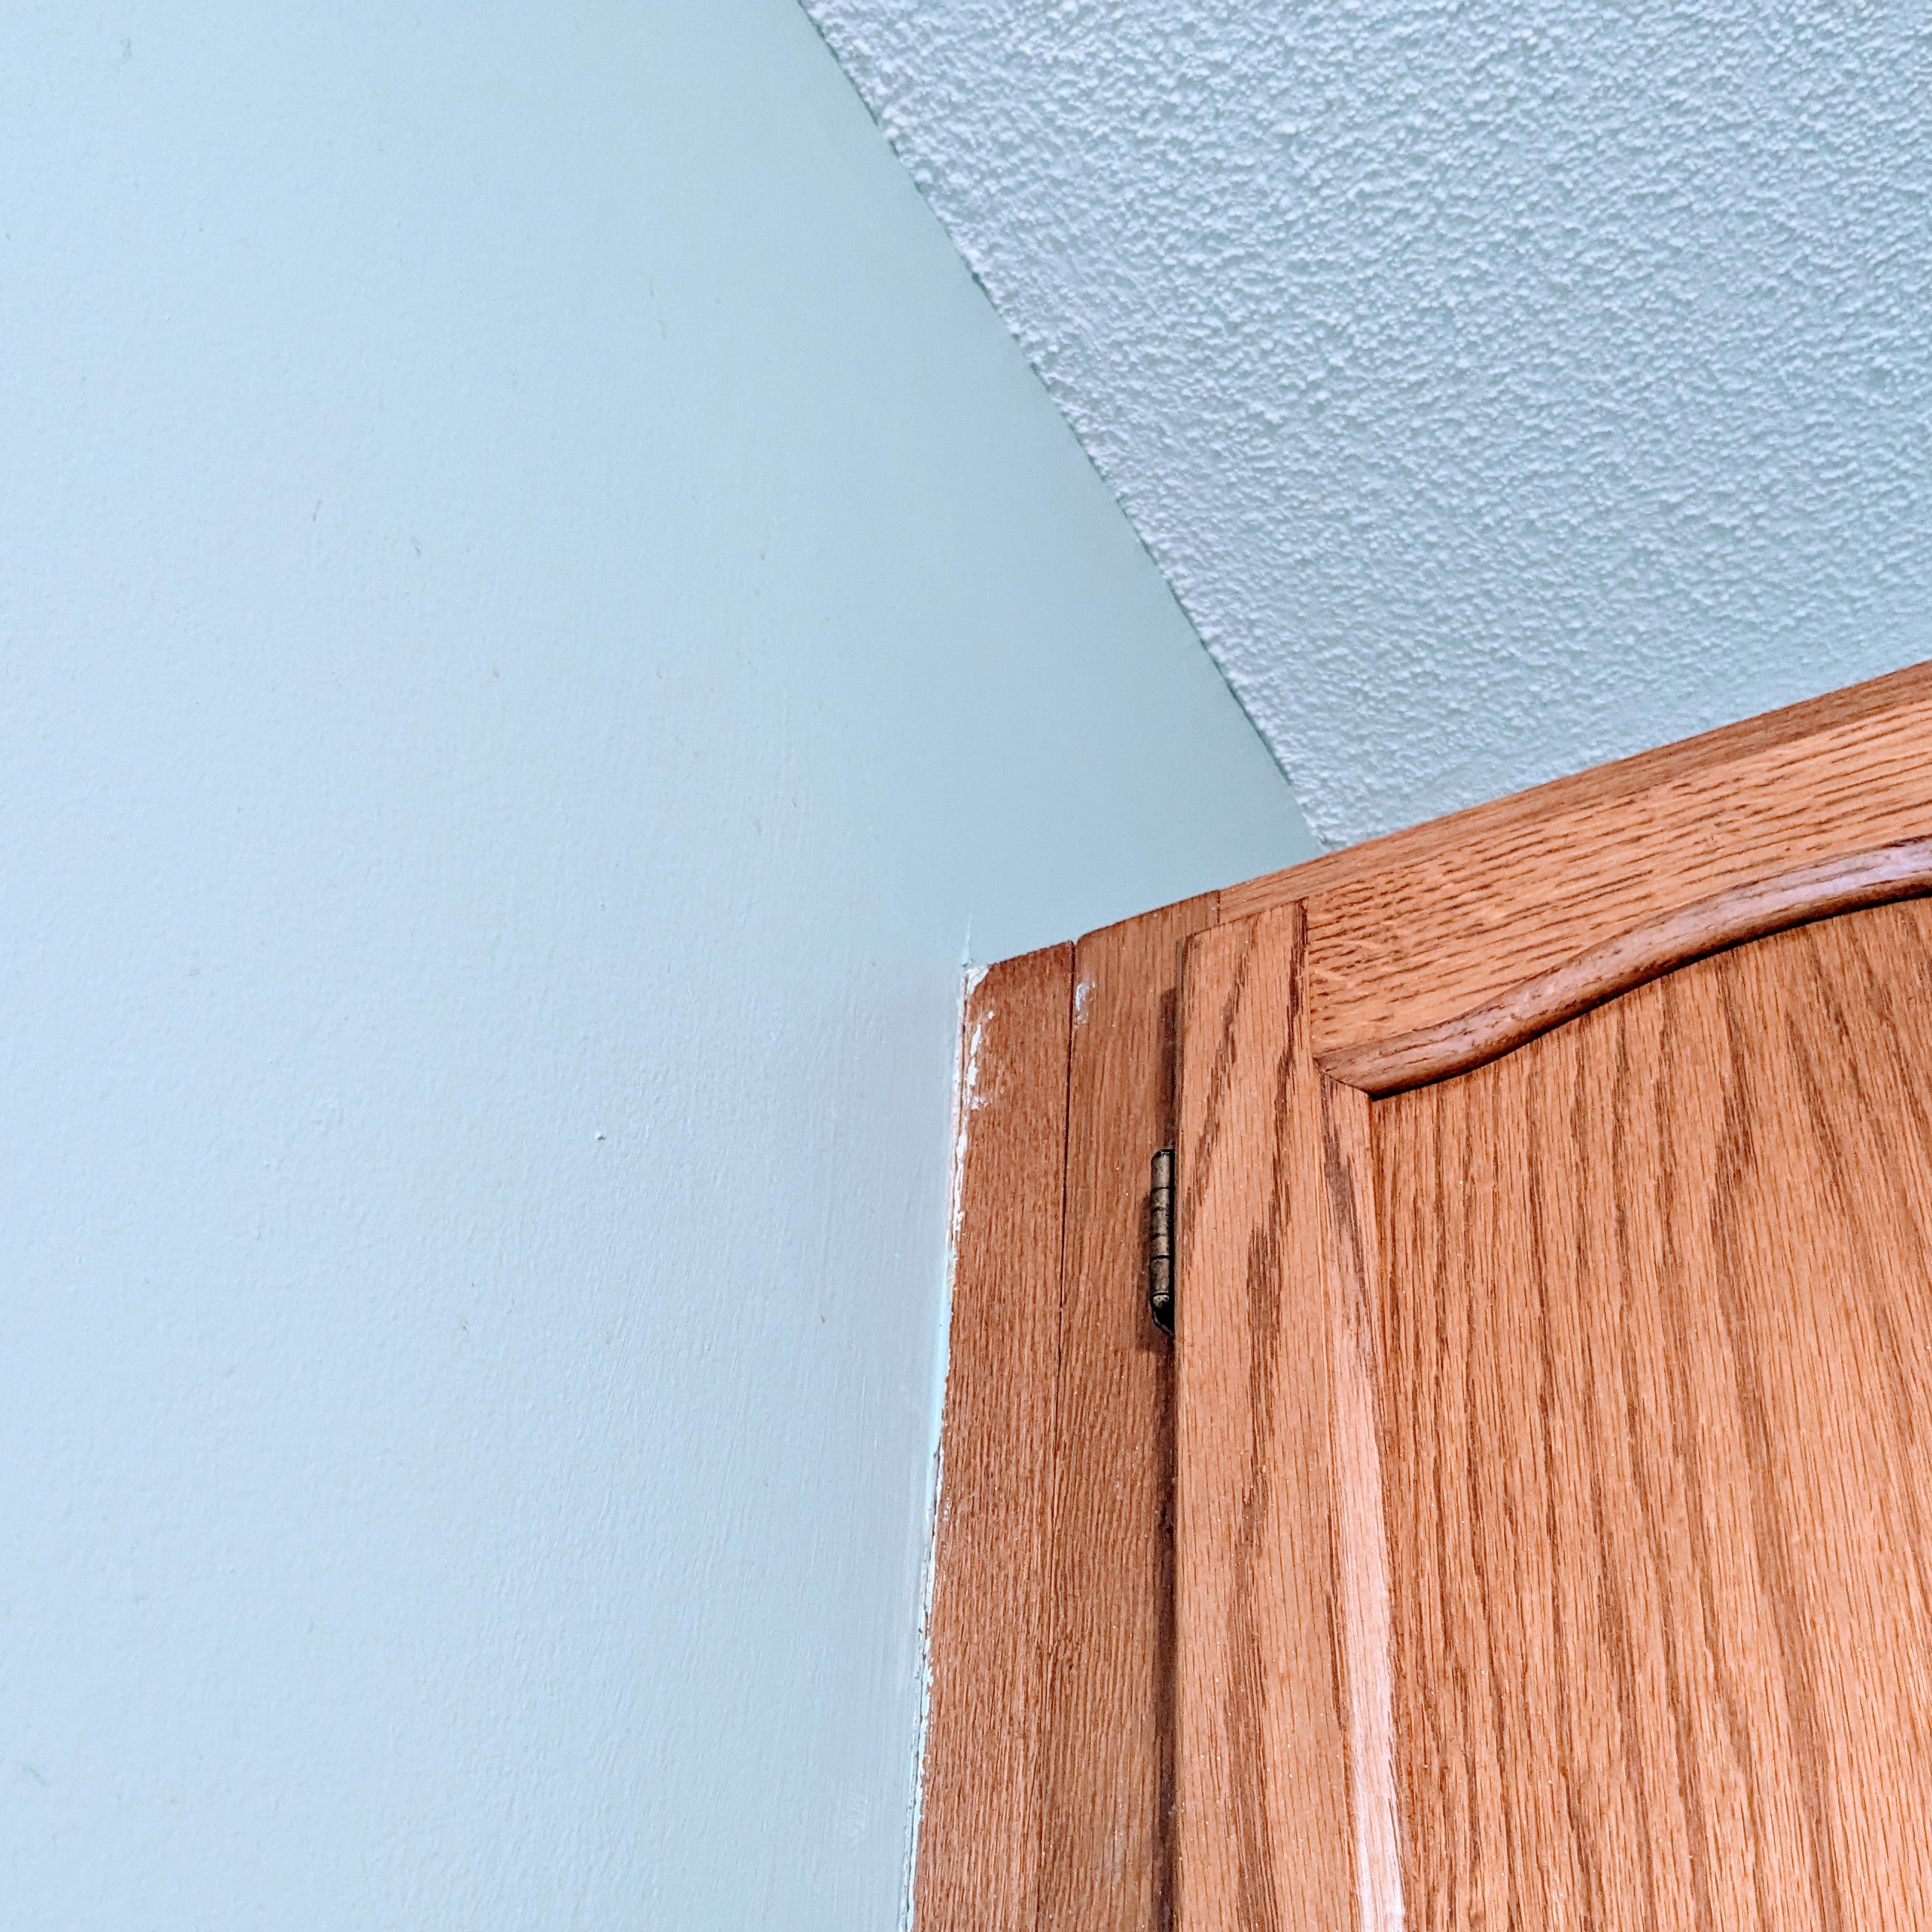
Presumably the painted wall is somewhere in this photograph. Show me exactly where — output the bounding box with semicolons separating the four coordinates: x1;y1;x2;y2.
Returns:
805;0;1932;846
0;4;1311;1926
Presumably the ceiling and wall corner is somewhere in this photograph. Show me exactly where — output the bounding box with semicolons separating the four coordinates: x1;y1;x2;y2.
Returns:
802;0;1932;848
0;1;1309;1926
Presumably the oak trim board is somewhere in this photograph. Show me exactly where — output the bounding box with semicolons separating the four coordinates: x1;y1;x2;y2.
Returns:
1171;905;1406;1931
1038;894;1218;1932
915;907;1229;1932
1172;906;1358;1931
913;944;1072;1932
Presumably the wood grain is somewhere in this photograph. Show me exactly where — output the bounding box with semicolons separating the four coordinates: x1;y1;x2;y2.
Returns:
914;945;1072;1932
1037;895;1216;1931
1374;901;1932;1926
1168;666;1932;1931
1299;679;1932;1061
1221;659;1932;940
943;666;1932;1932
1197;661;1932;1065
1174;906;1355;1932
1323;837;1932;1095
1317;1072;1403;1931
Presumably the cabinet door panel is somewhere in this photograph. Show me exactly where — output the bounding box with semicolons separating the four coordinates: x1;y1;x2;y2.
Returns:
1179;772;1932;1930
1376;902;1932;1928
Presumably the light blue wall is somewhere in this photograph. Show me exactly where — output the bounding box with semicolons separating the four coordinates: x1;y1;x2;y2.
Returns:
0;4;1311;1926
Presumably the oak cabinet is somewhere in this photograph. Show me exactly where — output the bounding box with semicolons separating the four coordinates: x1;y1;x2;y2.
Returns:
918;664;1932;1931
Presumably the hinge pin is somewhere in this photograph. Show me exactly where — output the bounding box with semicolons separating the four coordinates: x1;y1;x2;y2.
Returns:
1148;1148;1175;1334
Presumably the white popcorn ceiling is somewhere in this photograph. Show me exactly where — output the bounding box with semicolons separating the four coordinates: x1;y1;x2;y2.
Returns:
803;0;1932;848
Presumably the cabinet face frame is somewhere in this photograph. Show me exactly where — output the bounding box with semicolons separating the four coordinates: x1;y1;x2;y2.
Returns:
914;662;1932;1931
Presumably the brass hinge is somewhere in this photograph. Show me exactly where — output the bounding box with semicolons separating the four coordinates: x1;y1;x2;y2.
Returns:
1148;1147;1175;1334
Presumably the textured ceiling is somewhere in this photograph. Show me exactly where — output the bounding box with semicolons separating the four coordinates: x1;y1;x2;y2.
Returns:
803;0;1932;847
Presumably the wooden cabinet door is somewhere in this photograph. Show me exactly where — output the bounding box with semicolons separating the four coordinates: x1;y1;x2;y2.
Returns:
1174;722;1932;1925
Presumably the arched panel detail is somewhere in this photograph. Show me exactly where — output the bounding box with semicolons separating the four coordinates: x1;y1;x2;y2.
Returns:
1320;837;1932;1096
